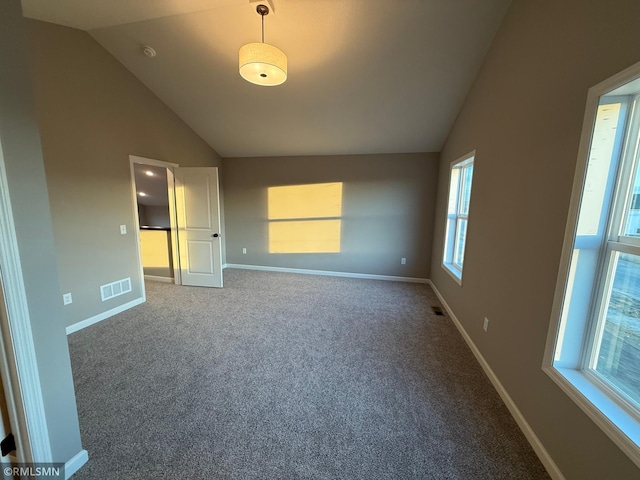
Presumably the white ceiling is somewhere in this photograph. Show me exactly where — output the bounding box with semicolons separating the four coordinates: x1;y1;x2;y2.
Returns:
22;0;511;158
134;164;169;207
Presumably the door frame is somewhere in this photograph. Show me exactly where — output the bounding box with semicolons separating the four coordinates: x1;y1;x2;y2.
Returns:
0;144;52;464
129;155;181;290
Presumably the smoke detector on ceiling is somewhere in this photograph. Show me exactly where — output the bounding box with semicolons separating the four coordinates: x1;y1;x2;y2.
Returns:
142;45;157;58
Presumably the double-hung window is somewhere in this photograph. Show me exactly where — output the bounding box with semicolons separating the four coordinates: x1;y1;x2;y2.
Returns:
443;151;474;284
545;62;640;465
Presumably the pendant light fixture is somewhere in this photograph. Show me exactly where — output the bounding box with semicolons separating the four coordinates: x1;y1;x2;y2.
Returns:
239;4;287;86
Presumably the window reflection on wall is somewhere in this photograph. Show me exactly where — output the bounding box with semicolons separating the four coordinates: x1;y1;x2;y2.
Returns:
267;183;343;253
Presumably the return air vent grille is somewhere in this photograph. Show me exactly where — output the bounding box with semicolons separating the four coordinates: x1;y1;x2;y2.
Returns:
101;277;132;301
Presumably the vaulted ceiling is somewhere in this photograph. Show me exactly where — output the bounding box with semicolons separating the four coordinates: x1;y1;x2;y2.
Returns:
22;0;511;158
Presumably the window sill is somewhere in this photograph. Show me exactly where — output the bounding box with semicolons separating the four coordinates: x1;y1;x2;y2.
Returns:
543;365;640;467
442;262;463;285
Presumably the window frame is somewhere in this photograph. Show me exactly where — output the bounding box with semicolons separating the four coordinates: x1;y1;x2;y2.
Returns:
583;94;640;410
544;61;640;468
442;151;475;285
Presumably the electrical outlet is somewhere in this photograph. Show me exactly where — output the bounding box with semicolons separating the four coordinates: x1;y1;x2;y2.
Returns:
63;293;72;305
120;224;127;235
401;257;407;265
242;248;247;254
483;317;489;332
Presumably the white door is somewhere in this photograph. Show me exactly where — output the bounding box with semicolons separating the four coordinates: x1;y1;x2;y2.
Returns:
174;167;223;287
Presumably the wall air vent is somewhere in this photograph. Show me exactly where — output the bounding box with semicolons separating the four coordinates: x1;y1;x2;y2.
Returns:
101;277;132;302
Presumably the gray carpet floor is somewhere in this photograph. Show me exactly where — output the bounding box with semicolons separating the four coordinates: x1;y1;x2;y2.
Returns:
68;269;549;479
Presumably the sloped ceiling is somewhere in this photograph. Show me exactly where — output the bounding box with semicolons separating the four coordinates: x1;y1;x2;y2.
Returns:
22;0;511;158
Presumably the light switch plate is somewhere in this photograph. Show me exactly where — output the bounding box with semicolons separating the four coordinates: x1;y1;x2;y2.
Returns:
120;225;127;235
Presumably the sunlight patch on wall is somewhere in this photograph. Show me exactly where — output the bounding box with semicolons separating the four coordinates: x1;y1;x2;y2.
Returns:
269;220;341;253
268;183;343;253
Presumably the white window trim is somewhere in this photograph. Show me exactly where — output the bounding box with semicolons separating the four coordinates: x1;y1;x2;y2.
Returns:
442;150;475;286
544;61;640;468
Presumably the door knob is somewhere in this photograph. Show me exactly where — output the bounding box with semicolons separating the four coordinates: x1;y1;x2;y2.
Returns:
212;233;220;237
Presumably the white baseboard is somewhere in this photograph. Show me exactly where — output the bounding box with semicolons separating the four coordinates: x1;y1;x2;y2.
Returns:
65;449;88;479
144;275;174;283
427;280;565;480
224;264;429;284
65;297;145;335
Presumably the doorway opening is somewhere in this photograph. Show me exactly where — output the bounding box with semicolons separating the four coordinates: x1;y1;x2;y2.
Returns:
130;157;224;291
129;156;181;294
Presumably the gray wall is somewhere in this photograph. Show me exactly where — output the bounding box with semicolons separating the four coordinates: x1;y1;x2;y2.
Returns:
0;2;82;463
430;0;640;478
137;205;171;228
137;204;148;227
27;20;222;328
223;153;438;278
144;206;170;228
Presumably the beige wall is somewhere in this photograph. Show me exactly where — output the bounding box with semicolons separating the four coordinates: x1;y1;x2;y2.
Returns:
27;20;221;328
223;153;438;278
0;3;82;463
430;0;640;478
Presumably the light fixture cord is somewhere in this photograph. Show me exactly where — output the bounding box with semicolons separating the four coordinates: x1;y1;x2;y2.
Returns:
261;13;264;43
